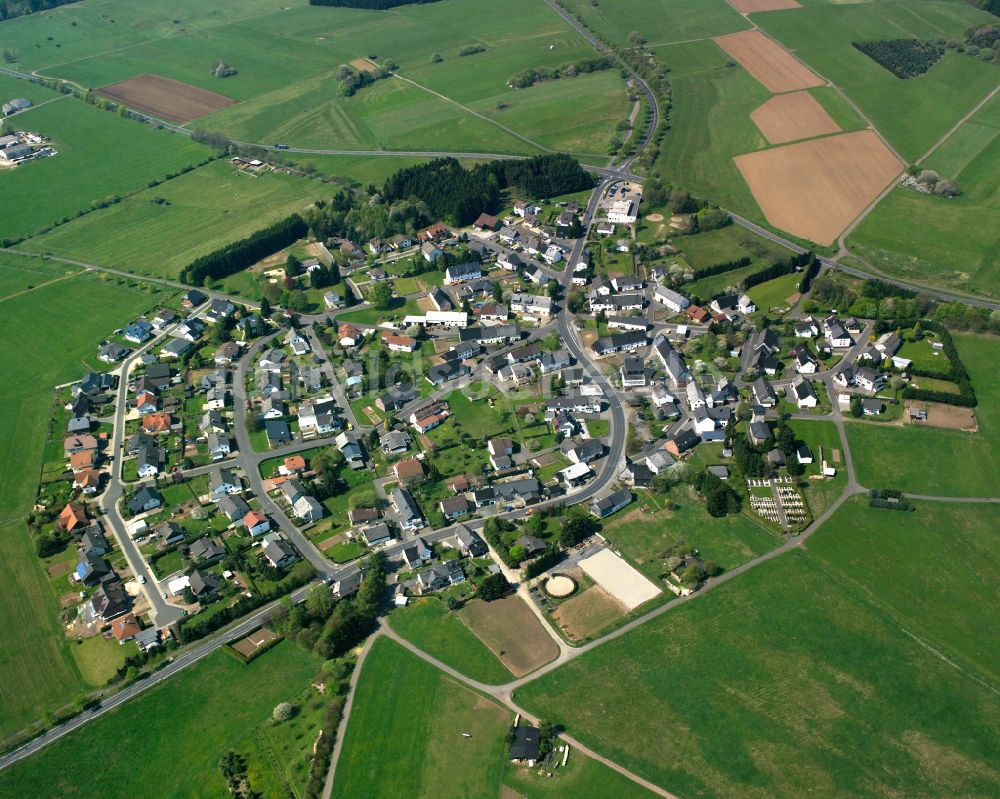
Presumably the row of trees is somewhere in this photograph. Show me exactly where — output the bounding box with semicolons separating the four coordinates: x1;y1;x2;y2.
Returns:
0;0;74;21
901;319;977;407
334;62;392;97
507;56;612;89
179;214;308;287
690;256;751;282
381;155;593;227
742;251;813;291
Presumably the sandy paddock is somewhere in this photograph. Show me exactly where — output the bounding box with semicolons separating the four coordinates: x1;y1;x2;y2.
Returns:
350;58;381;73
96;74;236;123
734;130;903;245
905;401;979;432
729;0;801;11
750;91;842;144
714;30;824;93
577;548;661;611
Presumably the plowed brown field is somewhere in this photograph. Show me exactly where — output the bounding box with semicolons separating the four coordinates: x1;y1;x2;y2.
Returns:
729;0;800;11
734;130;903;245
751;91;842;144
714;30;824;93
95;74;236;123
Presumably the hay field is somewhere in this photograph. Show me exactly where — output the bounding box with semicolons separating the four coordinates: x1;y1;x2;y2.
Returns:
734;129;902;244
714;30;824;94
750;91;841;144
460;595;558;676
95;74;236;123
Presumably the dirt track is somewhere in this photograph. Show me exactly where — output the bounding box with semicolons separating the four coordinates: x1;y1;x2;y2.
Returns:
714;30;824;93
95;74;236;123
750;91;841;144
734;130;903;245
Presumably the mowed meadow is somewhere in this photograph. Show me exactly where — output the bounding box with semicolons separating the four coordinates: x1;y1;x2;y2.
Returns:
21;159;322;279
517;551;1000;799
4;0;628;157
0;264;176;744
0;78;210;243
849;92;1000;298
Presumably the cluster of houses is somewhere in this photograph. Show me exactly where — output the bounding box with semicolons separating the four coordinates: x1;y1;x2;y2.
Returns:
64;371;119;496
58;503;162;649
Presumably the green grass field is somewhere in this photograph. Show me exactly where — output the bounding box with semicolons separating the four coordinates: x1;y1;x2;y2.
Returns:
754;0;999;162
810;495;1000;680
655;41;771;222
332;636;511;799
21;160;320;278
0;91;209;243
505;748;660;798
0;253;81;299
745;271;801;312
0;642;321;797
554;0;748;49
848;93;1000;298
517;550;1000;799
388;598;514;684
9;0;625;157
604;490;779;581
0;268;175;744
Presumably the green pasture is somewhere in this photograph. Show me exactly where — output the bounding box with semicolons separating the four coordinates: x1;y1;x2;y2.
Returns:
331;636;511;799
0;92;209;243
0;253;81;300
811;495;1000;680
504;750;660;798
517;551;1000;799
21;160;320;278
0;643;321;797
388;598;514;684
849;93;1000;298
745;270;801;312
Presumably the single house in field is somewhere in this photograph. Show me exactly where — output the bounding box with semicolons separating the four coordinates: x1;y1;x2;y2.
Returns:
510;726;542;765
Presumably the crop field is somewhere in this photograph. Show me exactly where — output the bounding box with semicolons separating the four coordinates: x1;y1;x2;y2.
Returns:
0;643;321;797
750;91;842;145
0;91;209;243
848;93;1000;297
517;551;1000;799
21;160;321;279
753;0;1000;161
11;0;625;157
0;269;174;744
847;333;999;497
550;0;749;49
388;598;514;684
714;30;825;94
95;74;237;123
810;495;1000;680
603;492;779;582
729;0;799;12
460;595;560;677
734;130;903;245
332;637;510;799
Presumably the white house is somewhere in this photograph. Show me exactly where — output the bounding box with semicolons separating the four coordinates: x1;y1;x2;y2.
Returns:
653;285;691;313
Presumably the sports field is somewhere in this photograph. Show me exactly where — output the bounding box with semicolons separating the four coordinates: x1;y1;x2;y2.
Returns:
21;160;320;279
848;93;1000;298
0;269;175;745
753;0;1000;161
388;598;514;684
331;637;511;799
517;551;1000;799
0;90;209;243
734;130;903;245
810;495;1000;680
847;333;1000;497
0;643;321;797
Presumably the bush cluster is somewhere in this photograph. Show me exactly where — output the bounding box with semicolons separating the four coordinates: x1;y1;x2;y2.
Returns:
852;39;944;78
